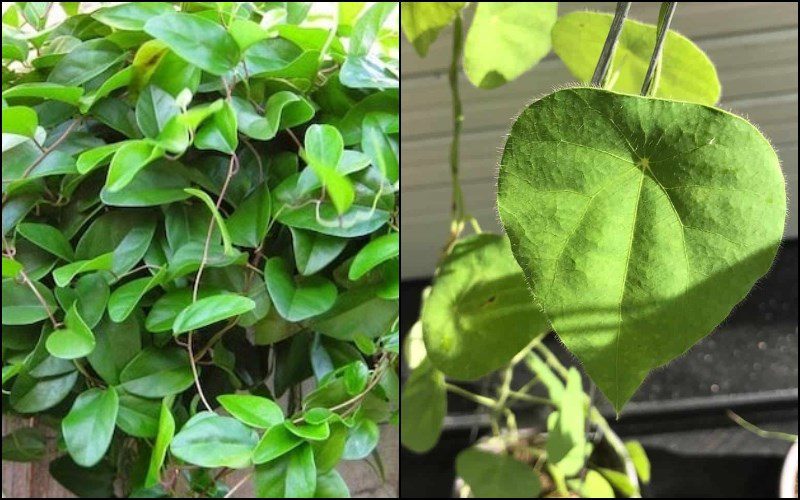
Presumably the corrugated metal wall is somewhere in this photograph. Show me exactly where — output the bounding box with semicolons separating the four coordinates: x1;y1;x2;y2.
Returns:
401;2;799;279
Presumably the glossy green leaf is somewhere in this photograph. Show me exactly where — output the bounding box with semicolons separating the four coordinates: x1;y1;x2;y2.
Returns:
463;2;557;89
422;234;549;380
343;361;370;396
116;392;160;438
2;257;23;278
400;359;445;453
48;39;124;86
45;304;95;359
76;141;129;174
456;448;541;498
218;394;284;429
232;91;315;141
361;114;398;183
305;124;354;214
2;427;46;462
2;278;58;325
227;183;271;248
92;2;174;31
108;267;166;322
290;228;347;276
2;106;38;137
17;222;75;262
136;85;180;139
171;412;258;469
184;188;234;255
342;419;378;460
62;387;119;467
284;419;331;441
348;232;398;280
254;443;317;497
144;12;240;76
264;256;337;322
106;140;165;193
195;100;238;154
87;314;141;386
253;422;304;464
571;469;615;498
52;252;114;287
314;469;350;498
120;347;194;398
100;159;192;207
552;12;721;105
145;397;175;488
10;371;78;413
340;3;398;89
310;286;397;341
172;294;255;334
497;87;785;411
596;467;637;497
2;83;84;106
400;2;466;57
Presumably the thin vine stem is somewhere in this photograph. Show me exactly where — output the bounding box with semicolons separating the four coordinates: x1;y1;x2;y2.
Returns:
445;383;497;407
448;11;466;240
591;2;632;87
641;2;677;96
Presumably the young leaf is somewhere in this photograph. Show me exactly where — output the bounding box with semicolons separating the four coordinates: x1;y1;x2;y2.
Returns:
2;257;23;278
105;140;165;193
48;39;124;86
400;3;466;57
552;12;721;105
361;114;398;183
195;100;238;154
463;2;558;89
456;448;541;498
62;388;119;467
284;419;331;441
497;88;785;412
143;12;240;76
305;124;354;215
52;253;114;287
108;267;167;322
145;397;175;488
217;394;284;429
2;106;38;137
264;257;338;322
172;294;255;335
422;234;549;380
625;441;651;484
45;304;96;360
253;423;304;464
170;413;258;469
136;85;179;139
546;368;586;476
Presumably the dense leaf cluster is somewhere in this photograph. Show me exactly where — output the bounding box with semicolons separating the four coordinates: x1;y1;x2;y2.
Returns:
2;2;398;498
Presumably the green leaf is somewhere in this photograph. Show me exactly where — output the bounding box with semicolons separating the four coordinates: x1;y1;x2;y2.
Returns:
264;256;337;322
463;2;557;89
48;39;124;86
184;187;234;255
92;2;174;31
87;314;141;386
552;12;721;105
340;3;398;89
108;267;167;322
286;443;317;497
144;12;240;76
231;91;314;141
284;419;331;441
45;304;96;359
497;87;785;412
229;17;274;51
2;257;23;278
172;294;255;335
145;397;176;488
400;2;466;57
76;141;129;174
218;394;284;429
116;392;160;438
310;286;397;341
304;124;354;214
48;455;115;498
422;234;548;380
120;347;194;398
570;469;615;498
625;440;651;484
52;252;114;287
304;408;334;425
2;106;38;137
456;448;541;498
348;232;398;280
106;140;165;193
10;371;78;413
136;85;180;139
343;361;370;396
314;469;350;498
17;222;75;261
2;427;46;462
400;359;445;453
170;412;258;469
290;228;347;276
100;159;192;207
342;419;379;460
62;387;119;467
361;114;398;183
253;422;304;464
596;467;637;497
2;83;84;106
546;368;586;476
227;183;271;248
195;100;238;154
146;288;214;333
2;278;57;325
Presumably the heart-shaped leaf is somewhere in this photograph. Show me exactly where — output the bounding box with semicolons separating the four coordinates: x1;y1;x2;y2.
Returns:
106;140;165;193
290;228;348;276
227;183;271;248
264;257;337;322
45;304;96;360
497;87;785;412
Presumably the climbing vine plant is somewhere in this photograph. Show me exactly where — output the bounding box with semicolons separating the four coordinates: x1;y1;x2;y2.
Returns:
402;2;785;498
2;2;398;498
